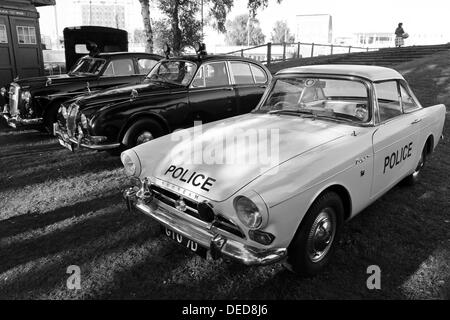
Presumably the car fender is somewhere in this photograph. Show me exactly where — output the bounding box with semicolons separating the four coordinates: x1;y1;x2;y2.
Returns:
119;111;171;144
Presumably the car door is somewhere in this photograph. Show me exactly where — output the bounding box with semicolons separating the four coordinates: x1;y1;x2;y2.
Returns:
371;80;422;199
229;61;269;114
94;57;142;91
188;61;238;123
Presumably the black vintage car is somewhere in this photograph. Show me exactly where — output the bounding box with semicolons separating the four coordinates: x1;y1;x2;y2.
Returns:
54;52;272;152
2;51;162;131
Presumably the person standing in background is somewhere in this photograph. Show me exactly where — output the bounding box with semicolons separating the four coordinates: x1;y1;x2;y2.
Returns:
395;23;406;47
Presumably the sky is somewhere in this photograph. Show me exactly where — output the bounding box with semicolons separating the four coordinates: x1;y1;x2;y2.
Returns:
37;0;450;47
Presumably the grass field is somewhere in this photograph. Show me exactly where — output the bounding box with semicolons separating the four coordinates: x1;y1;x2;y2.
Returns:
0;52;449;299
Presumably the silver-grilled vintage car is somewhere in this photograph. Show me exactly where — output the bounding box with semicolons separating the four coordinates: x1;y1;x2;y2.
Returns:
121;65;445;275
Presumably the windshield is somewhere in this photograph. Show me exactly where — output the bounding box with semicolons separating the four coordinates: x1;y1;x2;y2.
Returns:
257;77;371;123
146;60;197;86
69;57;106;75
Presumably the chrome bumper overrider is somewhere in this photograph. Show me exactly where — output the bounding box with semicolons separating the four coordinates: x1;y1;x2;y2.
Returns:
123;187;287;266
53;123;120;151
2;112;43;128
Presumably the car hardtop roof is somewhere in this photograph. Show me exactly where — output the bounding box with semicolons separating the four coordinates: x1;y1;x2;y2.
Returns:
96;52;163;59
277;64;405;82
164;54;262;64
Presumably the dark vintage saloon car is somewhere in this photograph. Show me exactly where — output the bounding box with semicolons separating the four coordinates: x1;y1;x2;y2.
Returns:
54;54;272;152
2;51;162;131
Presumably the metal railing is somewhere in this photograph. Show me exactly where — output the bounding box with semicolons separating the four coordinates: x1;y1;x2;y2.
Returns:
224;42;380;65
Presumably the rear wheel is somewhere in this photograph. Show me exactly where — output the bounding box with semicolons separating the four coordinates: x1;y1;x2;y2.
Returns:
286;191;344;276
122;118;164;149
402;145;427;186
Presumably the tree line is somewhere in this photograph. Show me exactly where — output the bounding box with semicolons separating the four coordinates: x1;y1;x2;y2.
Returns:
136;0;294;55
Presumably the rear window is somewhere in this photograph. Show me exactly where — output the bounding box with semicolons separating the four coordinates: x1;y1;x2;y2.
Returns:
230;62;254;84
250;64;267;83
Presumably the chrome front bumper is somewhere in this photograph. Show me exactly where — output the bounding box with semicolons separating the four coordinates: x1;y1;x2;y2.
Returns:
1;112;43;128
123;187;287;266
53;122;120;151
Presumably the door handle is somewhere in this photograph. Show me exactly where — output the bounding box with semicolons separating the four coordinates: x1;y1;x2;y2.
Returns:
411;118;422;124
222;87;234;91
259;85;267;89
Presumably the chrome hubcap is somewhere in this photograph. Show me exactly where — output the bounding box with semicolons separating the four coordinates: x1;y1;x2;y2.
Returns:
136;131;154;145
413;151;424;177
307;208;336;263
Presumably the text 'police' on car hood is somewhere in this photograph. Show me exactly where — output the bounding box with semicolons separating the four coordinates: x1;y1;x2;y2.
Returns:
131;113;354;202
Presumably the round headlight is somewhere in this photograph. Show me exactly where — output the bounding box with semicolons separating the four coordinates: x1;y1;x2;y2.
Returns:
21;91;31;103
120;150;141;177
234;196;263;229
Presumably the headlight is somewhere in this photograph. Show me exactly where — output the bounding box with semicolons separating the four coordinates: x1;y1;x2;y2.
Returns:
21;91;31;103
120;150;141;177
234;196;263;229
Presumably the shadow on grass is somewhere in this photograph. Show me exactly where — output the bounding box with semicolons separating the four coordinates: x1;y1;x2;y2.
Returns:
0;213;169;299
0;195;128;275
0;194;120;239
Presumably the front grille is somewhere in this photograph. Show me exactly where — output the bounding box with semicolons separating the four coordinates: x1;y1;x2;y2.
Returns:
150;185;199;218
8;83;19;116
150;184;245;238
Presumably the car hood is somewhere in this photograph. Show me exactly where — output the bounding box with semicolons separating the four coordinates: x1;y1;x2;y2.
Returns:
14;73;97;90
75;81;176;112
131;113;352;202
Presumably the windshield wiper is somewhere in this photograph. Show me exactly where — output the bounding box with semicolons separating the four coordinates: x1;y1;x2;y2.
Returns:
267;108;316;117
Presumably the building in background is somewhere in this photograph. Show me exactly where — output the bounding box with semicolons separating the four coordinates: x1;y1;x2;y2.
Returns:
355;32;394;48
37;0;137;50
295;14;332;44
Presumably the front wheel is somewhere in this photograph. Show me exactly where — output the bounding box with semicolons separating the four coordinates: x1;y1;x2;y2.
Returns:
286;191;344;276
122;118;164;149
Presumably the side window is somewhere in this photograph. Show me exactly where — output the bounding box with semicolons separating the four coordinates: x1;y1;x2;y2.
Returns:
250;64;267;83
400;85;418;112
137;58;158;75
204;62;229;87
16;26;36;45
191;65;205;88
230;62;254;85
375;81;402;122
0;25;7;43
103;59;135;76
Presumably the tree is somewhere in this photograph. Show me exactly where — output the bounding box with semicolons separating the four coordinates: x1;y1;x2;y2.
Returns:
225;14;265;46
247;0;282;17
138;0;153;53
153;17;202;55
271;20;295;43
156;0;233;55
133;29;147;44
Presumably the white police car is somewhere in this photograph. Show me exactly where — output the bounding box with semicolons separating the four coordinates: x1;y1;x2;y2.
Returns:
121;65;446;275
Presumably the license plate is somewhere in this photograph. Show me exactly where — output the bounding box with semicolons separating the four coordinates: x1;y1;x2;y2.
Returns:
163;227;207;258
58;138;73;152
